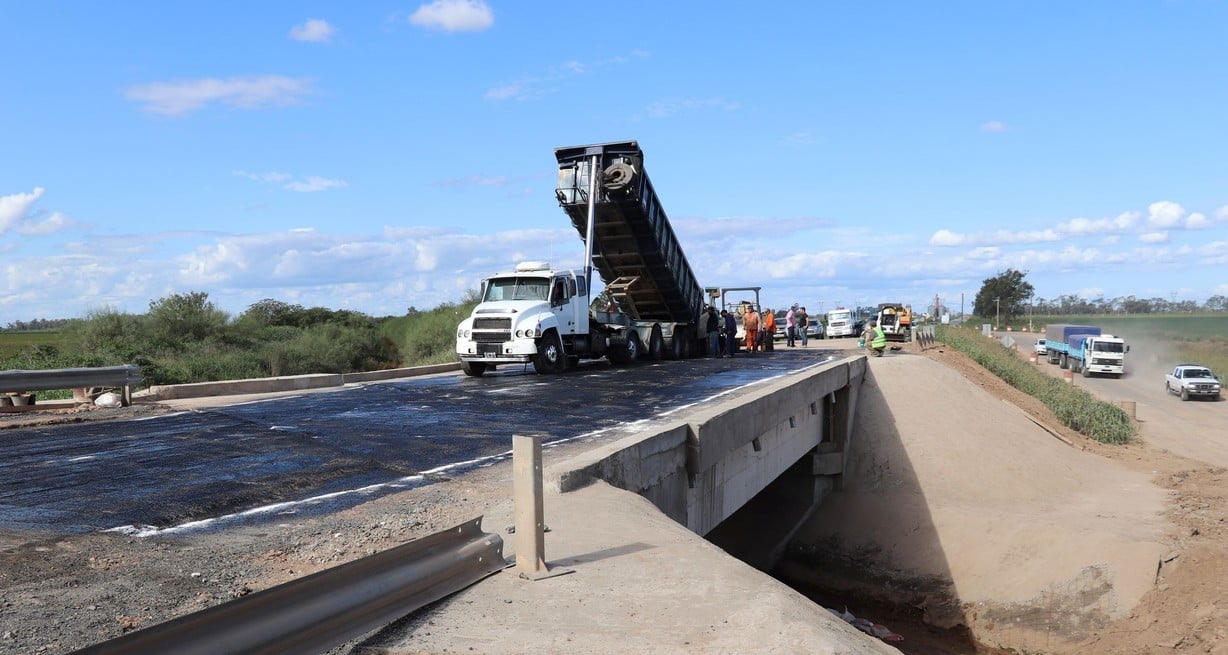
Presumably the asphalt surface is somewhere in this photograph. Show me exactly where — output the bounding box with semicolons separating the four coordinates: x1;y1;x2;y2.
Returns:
0;347;841;536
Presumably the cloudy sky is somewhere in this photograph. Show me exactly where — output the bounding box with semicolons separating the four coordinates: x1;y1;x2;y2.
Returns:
4;1;1227;323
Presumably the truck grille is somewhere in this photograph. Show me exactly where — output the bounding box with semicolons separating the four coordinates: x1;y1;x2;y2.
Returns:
472;317;511;344
474;318;511;330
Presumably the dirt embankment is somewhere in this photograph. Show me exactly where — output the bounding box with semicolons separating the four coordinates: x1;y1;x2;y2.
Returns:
783;341;1227;655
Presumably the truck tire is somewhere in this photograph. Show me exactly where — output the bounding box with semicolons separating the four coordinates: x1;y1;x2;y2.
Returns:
668;330;685;360
533;331;566;374
461;361;487;377
1059;353;1068;369
1181;388;1190;401
1082;363;1090;377
602;162;636;191
649;325;665;361
625;332;642;362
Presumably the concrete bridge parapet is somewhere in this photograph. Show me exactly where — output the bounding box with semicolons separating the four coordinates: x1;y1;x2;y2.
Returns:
547;355;867;565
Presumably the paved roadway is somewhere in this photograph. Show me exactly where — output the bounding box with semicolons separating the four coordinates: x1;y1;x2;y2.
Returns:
0;348;841;536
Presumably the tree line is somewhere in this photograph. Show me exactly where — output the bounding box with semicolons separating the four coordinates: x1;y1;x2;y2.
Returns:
972;268;1227;324
1;291;479;388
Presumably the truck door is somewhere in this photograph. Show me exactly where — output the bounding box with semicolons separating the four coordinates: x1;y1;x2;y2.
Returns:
550;274;582;336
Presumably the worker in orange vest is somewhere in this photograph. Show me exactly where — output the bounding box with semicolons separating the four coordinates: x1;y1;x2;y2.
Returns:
743;306;760;353
762;309;776;352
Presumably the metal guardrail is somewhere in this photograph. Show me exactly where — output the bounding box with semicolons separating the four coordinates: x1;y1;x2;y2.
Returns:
0;365;142;406
71;516;505;655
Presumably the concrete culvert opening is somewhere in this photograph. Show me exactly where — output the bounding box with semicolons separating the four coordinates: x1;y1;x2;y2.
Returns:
709;356;1168;654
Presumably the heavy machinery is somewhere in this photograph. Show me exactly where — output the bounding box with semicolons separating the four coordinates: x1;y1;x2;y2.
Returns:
874;303;912;343
455;141;707;376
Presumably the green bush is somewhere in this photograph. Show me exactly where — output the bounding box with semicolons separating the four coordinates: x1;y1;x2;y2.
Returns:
936;325;1134;444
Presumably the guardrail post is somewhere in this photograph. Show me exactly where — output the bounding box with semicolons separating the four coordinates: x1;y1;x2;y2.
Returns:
512;433;572;580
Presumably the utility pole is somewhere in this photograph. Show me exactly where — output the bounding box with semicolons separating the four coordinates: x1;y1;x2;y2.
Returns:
994;297;1001;330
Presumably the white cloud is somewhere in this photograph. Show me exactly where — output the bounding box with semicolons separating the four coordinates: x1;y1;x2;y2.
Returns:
0;187;46;234
1147;201;1185;228
289;19;336;43
483;83;523;101
927;227;1059;247
1186;212;1211;229
1056;211;1139;236
1138;231;1169;243
236;170;347;193
644;97;740;119
409;0;494;32
284;176;348;193
18;211;76;236
126;75;315;116
484;50;649;102
980;121;1008;133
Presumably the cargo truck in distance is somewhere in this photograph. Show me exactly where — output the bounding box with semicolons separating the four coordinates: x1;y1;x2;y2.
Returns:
826;308;856;338
455;141;707;377
1043;324;1129;378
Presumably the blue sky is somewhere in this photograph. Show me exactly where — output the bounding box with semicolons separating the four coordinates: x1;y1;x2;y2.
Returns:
4;1;1228;323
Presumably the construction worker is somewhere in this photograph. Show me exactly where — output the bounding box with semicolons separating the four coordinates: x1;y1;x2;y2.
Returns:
743;306;760;353
867;319;887;357
762;309;776;352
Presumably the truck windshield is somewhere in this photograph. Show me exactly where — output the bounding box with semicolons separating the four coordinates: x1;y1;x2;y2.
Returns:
1093;342;1125;354
1185;369;1212;378
483;277;549;302
828;311;851;322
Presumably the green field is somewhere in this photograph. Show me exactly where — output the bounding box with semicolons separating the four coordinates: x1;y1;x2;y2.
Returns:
0;330;73;361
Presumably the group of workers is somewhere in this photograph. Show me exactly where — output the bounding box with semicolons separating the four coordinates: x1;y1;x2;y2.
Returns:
696;304;817;357
695;303;890;359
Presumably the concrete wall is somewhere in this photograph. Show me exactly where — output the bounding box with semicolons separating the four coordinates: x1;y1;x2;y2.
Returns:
547;356;867;543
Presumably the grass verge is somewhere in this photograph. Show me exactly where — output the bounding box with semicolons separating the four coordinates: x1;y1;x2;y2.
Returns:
935;325;1135;445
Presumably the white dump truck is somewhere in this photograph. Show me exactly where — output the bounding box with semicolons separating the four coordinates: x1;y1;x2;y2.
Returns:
455;141;708;376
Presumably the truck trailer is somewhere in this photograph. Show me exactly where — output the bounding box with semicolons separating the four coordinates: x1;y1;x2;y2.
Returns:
455;141;707;376
1044;324;1099;366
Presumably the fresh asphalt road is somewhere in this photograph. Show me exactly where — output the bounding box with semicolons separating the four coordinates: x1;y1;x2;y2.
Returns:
0;348;841;536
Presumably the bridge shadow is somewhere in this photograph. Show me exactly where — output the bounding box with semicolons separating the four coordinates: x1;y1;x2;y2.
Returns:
768;362;980;652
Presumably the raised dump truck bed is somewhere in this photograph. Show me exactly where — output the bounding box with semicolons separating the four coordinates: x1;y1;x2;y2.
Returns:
554;141;706;325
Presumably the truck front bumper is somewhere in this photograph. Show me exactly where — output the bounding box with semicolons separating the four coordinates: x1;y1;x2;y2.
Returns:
457;338;536;365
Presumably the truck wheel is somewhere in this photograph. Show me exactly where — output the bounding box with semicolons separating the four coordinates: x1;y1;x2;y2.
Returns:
461;361;487;377
625;332;642;361
668;330;686;360
1082;364;1090;377
1181;388;1190;401
649;325;665;361
533;331;566;374
1059;353;1068;369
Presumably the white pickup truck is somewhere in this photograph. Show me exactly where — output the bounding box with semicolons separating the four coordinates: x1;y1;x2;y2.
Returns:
1033;339;1047;356
1165;365;1222;401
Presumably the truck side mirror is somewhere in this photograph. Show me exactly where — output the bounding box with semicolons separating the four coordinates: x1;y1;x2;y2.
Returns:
1126;345;1130;353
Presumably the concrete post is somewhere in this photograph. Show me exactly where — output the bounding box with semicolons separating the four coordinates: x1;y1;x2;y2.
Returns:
512;434;572;580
